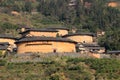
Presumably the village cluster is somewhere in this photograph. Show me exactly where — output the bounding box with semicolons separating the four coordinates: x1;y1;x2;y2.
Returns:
0;26;119;58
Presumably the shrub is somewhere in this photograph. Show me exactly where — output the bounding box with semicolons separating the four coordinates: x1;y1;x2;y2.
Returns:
0;60;6;66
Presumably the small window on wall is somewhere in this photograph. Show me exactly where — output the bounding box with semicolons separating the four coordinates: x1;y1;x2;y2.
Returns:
53;49;57;53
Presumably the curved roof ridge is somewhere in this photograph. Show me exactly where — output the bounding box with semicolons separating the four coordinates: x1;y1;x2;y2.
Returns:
19;28;58;34
0;34;16;39
62;32;96;37
45;26;70;31
16;36;77;44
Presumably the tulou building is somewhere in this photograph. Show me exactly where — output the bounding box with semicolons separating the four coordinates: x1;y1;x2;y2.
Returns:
62;32;105;54
16;37;77;54
62;33;95;43
16;27;77;54
19;29;58;37
45;27;69;36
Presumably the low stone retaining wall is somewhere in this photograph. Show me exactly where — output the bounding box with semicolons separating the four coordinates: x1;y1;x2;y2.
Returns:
7;53;111;63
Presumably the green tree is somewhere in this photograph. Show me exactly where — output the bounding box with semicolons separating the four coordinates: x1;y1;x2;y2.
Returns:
24;1;32;12
98;29;120;50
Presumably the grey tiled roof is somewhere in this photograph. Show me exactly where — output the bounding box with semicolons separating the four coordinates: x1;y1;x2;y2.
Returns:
79;43;105;49
0;42;9;50
17;25;31;29
16;37;77;44
0;42;9;45
62;33;96;37
0;45;8;50
82;43;100;47
107;50;120;54
0;34;16;39
45;27;69;31
79;46;105;50
19;28;58;34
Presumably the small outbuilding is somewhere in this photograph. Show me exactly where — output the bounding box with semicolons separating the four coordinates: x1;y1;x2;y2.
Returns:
62;33;95;44
0;34;16;48
107;51;120;55
16;25;31;33
108;1;119;7
16;37;77;54
106;50;120;58
0;42;9;56
45;27;69;36
19;29;58;37
78;43;105;54
96;30;105;37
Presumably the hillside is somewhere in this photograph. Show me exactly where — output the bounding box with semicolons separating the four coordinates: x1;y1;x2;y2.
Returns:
0;13;62;27
0;58;120;80
0;0;120;50
0;1;119;80
0;13;62;36
0;0;120;31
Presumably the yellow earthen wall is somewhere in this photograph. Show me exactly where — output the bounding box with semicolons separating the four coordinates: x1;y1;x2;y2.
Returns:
57;30;68;36
17;41;76;54
26;31;57;37
66;35;93;43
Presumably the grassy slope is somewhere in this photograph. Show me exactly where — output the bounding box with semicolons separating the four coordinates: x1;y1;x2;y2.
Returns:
0;58;120;80
0;12;62;37
0;13;62;28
